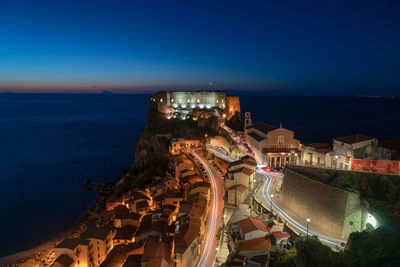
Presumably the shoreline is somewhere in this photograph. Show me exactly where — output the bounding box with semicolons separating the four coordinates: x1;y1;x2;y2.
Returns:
0;241;55;266
0;182;112;266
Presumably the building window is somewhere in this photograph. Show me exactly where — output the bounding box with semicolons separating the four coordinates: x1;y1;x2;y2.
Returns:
178;98;182;103
171;98;174;103
160;98;163;102
278;135;284;144
187;98;190;103
196;98;200;103
340;162;343;169
317;157;320;164
216;99;219;103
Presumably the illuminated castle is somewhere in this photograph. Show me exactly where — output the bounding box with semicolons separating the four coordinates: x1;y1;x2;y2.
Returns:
152;91;239;120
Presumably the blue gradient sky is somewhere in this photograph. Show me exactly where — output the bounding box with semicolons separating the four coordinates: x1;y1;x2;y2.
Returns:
1;0;400;95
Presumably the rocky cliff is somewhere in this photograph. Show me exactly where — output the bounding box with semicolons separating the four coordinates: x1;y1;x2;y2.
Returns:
129;98;217;187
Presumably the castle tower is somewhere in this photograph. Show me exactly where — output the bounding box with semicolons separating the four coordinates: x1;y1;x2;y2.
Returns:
244;112;252;129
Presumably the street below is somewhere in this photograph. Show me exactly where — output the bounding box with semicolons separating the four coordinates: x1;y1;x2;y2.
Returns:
191;148;225;267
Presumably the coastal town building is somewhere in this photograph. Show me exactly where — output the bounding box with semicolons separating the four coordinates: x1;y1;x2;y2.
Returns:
169;138;200;155
270;231;290;247
113;225;136;246
236;235;271;258
54;238;89;267
244;122;301;167
174;215;202;267
300;143;333;168
80;224;116;266
54;223;116;267
236;217;270;240
225;156;256;204
227;184;248;206
331;134;391;170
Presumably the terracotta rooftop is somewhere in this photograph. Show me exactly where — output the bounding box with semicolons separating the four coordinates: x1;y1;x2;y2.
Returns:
242;159;257;166
56;238;80;250
113;225;137;240
100;249;127;267
80;224;114;241
238;235;270;252
247;122;276;134
51;254;75;267
333;134;375;144
237;217;270;234
175;216;201;250
122;255;142;267
272;231;290;240
141;237;171;264
189;202;207;218
247;132;265;142
230;167;255;176
186;176;204;185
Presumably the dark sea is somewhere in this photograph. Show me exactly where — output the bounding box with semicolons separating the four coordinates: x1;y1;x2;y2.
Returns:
0;94;399;256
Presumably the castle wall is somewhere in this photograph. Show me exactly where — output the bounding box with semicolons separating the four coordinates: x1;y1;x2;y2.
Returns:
280;168;362;239
226;96;240;119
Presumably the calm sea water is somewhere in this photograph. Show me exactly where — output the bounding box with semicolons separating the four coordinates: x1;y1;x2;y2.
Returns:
0;94;149;256
0;94;399;256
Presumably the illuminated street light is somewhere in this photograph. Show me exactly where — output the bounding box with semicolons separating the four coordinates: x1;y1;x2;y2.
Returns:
335;155;339;169
306;218;311;236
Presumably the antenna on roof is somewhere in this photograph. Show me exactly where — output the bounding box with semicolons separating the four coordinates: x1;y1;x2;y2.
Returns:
209;82;213;91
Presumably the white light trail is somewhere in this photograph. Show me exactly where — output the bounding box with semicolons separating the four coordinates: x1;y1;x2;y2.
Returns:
193;149;219;267
259;172;346;247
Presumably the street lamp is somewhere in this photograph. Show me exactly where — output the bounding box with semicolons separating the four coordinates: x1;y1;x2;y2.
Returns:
306;218;311;236
270;194;274;215
335;155;339;169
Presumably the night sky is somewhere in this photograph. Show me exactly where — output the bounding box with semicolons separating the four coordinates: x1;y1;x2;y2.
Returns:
1;0;400;95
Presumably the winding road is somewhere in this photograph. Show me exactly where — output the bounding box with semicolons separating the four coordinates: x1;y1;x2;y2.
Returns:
257;170;347;248
191;148;224;267
206;145;347;249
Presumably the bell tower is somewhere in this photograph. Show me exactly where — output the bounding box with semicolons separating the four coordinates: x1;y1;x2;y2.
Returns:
244;112;252;129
